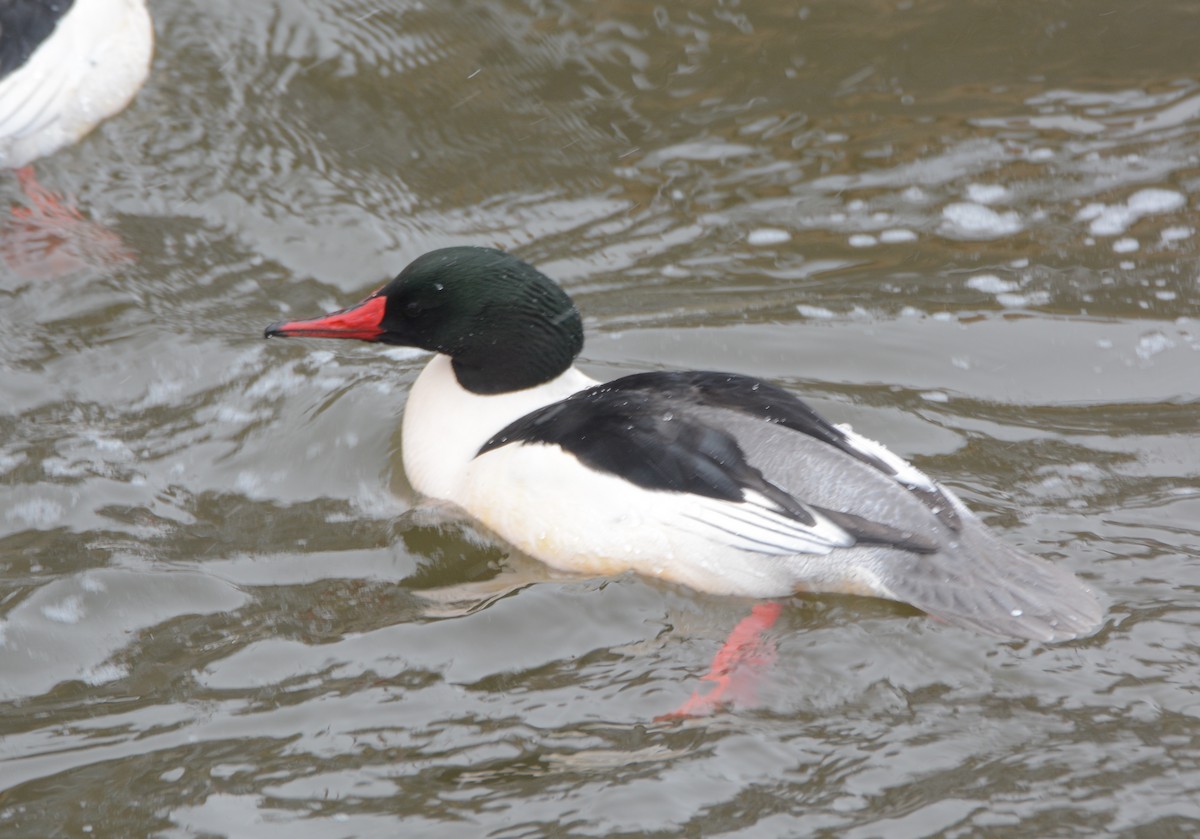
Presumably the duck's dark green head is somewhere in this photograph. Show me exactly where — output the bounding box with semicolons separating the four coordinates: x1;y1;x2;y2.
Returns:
265;247;584;395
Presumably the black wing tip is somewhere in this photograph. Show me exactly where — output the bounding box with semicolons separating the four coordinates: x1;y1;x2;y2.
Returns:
814;506;940;555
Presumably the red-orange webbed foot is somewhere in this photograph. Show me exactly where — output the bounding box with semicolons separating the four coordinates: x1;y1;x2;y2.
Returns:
658;601;783;721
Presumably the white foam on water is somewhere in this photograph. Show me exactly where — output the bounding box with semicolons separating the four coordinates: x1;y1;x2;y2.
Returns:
80;575;107;593
965;183;1009;204
216;406;263;424
747;228;791;246
797;304;837;319
1135;331;1175;360
7;498;64;528
941;202;1023;238
1077;189;1186;236
379;347;426;361
81;662;129;686
1127;188;1186;214
42;595;85;625
997;291;1051;308
966;274;1019;294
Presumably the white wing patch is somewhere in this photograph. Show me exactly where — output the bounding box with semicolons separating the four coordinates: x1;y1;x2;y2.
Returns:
834;423;938;493
682;489;855;556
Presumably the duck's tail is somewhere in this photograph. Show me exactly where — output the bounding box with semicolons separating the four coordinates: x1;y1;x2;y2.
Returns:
871;518;1104;641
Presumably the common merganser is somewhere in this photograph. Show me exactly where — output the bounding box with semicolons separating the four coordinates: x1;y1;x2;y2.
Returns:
265;247;1104;643
0;0;153;170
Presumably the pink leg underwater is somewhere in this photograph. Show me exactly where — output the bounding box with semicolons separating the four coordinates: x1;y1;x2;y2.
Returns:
659;601;784;720
15;166;84;219
3;166;133;279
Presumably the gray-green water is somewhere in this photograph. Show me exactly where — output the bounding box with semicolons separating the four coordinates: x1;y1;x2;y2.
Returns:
2;1;1199;835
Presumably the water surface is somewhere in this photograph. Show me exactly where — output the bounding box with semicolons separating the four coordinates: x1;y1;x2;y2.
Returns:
2;1;1199;836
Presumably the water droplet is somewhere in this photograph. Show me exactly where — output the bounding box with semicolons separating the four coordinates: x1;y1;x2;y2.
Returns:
1010;609;1023;617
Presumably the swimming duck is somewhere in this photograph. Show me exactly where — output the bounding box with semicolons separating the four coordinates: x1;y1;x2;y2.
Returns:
0;0;153;170
265;246;1103;642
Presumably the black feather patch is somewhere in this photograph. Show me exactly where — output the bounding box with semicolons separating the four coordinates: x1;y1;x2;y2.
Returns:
0;0;75;80
481;383;806;512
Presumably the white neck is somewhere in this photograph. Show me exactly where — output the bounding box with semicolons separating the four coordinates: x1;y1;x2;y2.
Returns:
401;353;597;501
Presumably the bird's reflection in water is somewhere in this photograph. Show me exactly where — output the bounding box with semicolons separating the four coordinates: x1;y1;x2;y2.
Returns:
1;166;132;280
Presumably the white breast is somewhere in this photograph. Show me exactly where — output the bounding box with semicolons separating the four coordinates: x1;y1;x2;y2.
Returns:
457;441;860;597
400;353;597;501
0;0;153;168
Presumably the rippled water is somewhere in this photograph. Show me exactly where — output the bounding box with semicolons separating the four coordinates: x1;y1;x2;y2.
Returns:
2;0;1199;835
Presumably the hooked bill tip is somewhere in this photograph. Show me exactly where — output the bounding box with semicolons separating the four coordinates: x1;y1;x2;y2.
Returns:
258;296;388;342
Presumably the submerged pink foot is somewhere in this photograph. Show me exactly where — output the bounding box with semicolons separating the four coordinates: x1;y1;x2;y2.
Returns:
2;166;133;280
659;601;783;720
15;166;83;218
